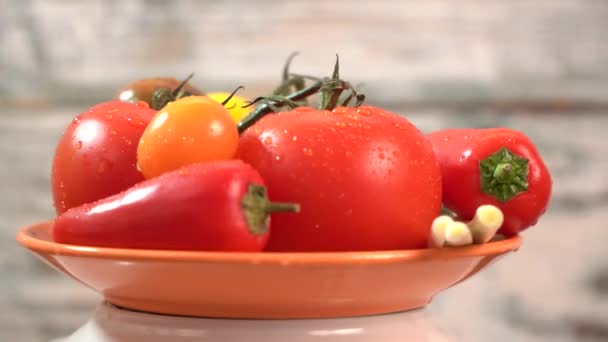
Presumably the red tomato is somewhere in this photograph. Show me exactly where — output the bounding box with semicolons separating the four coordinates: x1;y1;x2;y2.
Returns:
54;160;299;251
238;106;442;251
51;101;156;214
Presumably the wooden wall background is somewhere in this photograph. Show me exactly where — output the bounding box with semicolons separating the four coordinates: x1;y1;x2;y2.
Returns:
1;0;607;108
1;1;607;342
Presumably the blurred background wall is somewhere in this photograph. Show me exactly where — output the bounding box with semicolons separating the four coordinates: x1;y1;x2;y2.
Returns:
2;0;608;107
1;1;607;341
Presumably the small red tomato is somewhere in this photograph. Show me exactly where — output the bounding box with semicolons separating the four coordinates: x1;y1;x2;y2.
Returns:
137;96;239;179
53;160;299;251
427;128;552;236
51;101;156;214
238;106;442;251
116;77;203;107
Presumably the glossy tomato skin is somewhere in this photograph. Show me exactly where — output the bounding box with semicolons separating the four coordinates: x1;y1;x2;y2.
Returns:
137;96;239;179
54;160;271;251
52;101;156;214
238;106;442;251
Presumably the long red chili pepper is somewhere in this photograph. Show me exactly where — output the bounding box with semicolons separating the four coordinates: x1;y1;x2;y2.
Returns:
53;160;299;251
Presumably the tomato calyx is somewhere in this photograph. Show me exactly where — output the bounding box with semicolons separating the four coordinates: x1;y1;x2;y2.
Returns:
151;73;196;110
318;54;366;111
479;147;529;202
271;51;308;100
237;54;366;134
237;82;323;133
241;184;301;235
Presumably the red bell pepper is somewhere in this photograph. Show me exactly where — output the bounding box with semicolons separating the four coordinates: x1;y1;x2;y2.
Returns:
53;160;299;251
427;128;552;236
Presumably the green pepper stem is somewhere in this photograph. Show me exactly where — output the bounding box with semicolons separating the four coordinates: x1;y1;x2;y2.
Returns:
493;163;512;183
479;147;529;202
265;202;300;213
241;184;300;235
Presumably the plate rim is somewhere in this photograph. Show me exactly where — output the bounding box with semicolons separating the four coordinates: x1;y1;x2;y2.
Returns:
17;220;522;265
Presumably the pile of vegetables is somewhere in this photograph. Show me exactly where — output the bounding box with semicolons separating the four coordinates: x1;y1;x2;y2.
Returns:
51;55;552;252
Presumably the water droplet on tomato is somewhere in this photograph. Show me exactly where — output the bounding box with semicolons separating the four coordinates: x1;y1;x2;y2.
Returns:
357;107;372;116
333;107;348;114
294;107;313;112
394;123;401;128
346;151;352;157
314;224;320;229
181;136;187;141
110;130;117;136
283;129;289;134
274;155;281;161
59;181;65;189
302;148;313;157
335;122;346;128
292;136;298;142
72;117;80;123
106;114;113;120
97;160;112;174
163;138;169;144
127;117;146;127
379;152;386;160
74;141;82;150
124;139;132;146
135;101;149;108
263;136;273;145
345;209;353;216
324;147;334;154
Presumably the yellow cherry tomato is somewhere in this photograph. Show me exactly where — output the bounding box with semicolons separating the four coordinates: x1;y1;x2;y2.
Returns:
207;92;252;123
137;96;239;179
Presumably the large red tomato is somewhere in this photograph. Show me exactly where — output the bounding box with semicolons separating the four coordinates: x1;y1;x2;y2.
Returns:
51;100;156;214
238;106;442;251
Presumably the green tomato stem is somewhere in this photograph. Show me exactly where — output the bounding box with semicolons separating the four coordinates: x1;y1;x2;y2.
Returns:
241;184;300;236
237;81;323;134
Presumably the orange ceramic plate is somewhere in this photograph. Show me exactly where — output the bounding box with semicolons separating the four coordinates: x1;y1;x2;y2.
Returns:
17;221;521;319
